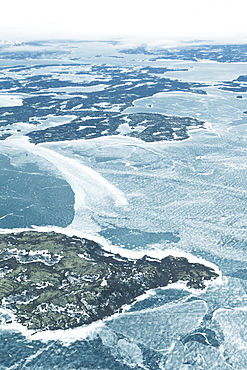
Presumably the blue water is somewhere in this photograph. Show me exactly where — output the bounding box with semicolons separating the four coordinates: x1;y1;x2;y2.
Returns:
0;331;134;370
0;154;74;229
0;287;193;370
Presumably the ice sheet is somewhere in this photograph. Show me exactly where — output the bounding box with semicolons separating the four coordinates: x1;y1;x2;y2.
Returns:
0;93;24;107
43;130;247;266
0;52;247;368
124;87;246;126
214;307;247;369
2;135;128;233
107;299;208;350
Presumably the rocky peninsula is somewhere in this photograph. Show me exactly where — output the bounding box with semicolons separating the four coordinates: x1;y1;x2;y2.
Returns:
0;231;218;331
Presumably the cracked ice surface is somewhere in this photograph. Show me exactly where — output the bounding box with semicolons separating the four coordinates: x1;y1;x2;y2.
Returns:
107;299;208;351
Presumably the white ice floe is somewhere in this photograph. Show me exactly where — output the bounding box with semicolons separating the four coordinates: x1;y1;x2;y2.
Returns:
0;94;24;107
107;299;208;351
116;122;132;135
163;61;247;83
213;306;247;369
124;88;246;128
2;115;77;136
43;84;108;94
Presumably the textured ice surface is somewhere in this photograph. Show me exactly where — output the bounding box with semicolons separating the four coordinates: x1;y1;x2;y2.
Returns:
0;151;74;229
163;61;247;83
97;277;246;369
124;87;246;126
0;49;247;368
214;308;247;369
107;300;208;350
1;136;127;233
44;124;247;270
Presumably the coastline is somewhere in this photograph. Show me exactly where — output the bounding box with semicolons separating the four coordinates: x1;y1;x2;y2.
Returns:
0;227;222;339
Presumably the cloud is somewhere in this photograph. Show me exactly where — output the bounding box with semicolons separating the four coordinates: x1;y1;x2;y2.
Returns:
0;0;246;41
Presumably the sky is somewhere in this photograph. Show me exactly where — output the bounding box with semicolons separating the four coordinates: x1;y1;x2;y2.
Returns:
0;0;247;43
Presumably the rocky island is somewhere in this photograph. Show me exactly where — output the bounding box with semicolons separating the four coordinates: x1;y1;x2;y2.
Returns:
0;231;218;332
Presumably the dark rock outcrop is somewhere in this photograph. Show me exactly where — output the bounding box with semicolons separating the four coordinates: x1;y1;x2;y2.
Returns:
0;231;218;331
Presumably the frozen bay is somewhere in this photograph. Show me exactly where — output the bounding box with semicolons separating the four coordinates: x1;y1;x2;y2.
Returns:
0;40;247;369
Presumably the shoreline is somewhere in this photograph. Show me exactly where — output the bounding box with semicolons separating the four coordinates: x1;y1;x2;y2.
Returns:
0;224;223;279
0;226;223;341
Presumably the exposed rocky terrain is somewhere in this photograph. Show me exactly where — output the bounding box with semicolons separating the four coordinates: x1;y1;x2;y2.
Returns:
0;231;218;331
